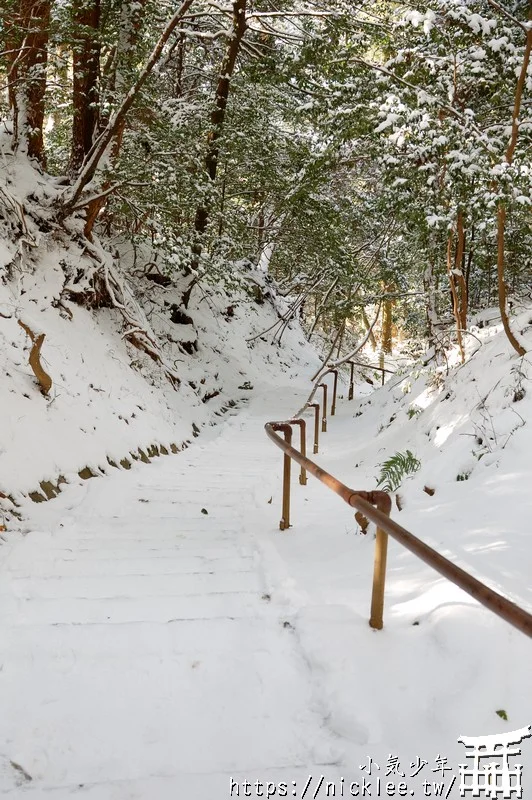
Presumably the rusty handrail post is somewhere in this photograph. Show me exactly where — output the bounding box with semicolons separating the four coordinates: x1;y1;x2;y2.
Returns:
272;423;293;530
348;361;355;401
328;369;339;416
290;419;307;485
369;494;393;630
265;420;532;639
308;403;320;454
318;383;328;432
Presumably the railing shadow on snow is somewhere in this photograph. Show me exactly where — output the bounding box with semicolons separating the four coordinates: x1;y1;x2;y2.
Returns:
265;363;532;637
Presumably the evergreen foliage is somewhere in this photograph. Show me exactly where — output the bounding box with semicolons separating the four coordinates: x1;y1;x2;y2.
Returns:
0;0;530;357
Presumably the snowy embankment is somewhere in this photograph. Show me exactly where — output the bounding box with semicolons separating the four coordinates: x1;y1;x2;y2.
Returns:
1;380;346;798
0;148;317;524
257;304;532;781
2;144;532;797
1;307;531;798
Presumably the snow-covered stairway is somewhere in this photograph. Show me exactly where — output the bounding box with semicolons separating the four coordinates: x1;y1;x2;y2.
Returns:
0;388;343;799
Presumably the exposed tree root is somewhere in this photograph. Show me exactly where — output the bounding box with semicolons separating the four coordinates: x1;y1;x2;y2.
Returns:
62;236;181;389
102;256;181;388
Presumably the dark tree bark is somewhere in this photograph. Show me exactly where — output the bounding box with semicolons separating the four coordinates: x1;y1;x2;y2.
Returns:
60;0;196;217
82;0;149;236
188;0;247;282
454;210;468;331
446;228;465;363
70;0;101;173
10;0;51;164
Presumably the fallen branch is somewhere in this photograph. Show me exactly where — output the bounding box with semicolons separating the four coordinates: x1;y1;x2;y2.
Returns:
246;274;324;344
307;326;344;387
326;301;382;371
18;320;52;395
310;301;382;384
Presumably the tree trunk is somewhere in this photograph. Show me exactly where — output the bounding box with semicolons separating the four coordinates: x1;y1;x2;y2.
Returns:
174;32;186;97
11;0;51;164
82;0;149;236
465;223;475;298
61;0;196;216
497;204;525;356
257;201;265;257
446;229;465;363
423;250;438;354
70;0;101;173
381;283;394;355
454;210;468;331
494;12;530;357
188;0;247;283
308;276;338;340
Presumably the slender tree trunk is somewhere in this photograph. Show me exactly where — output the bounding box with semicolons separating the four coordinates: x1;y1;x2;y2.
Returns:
497;204;525;355
494;15;530;357
323;302;382;377
423;249;439;354
381;283;394;355
446;229;465;363
11;0;50;164
70;0;101;173
188;0;247;283
465;223;475;298
4;5;20;115
82;0;149;236
308;276;338;340
336;320;345;359
257;211;265;259
174;32;186;97
310;326;343;382
454;210;468;331
218;167;227;238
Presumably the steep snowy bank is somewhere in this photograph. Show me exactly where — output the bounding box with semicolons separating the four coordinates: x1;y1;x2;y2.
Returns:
256;303;532;780
2;313;531;798
0;148;318;518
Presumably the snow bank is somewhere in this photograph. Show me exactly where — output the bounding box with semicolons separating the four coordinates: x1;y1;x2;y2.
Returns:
0;147;319;511
255;306;532;776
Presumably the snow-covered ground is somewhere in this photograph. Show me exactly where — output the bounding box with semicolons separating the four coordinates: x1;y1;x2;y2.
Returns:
0;140;316;512
258;306;532;793
1;305;532;798
0;256;313;505
0;380;345;798
2;142;532;796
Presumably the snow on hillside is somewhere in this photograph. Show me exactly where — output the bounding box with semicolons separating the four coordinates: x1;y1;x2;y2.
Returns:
255;302;532;783
1;304;530;798
0;146;318;520
2;139;532;800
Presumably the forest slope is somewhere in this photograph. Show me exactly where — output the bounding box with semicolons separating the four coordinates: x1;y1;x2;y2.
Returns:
0;145;317;521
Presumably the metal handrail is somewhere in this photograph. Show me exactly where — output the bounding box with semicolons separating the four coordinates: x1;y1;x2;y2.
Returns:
265;405;532;638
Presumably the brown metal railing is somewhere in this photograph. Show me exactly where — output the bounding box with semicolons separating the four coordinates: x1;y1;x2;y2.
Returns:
265;373;532;638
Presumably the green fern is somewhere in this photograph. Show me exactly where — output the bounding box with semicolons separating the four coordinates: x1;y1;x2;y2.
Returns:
376;450;421;492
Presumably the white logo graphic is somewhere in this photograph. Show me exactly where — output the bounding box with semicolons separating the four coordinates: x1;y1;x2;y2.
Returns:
458;725;532;798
